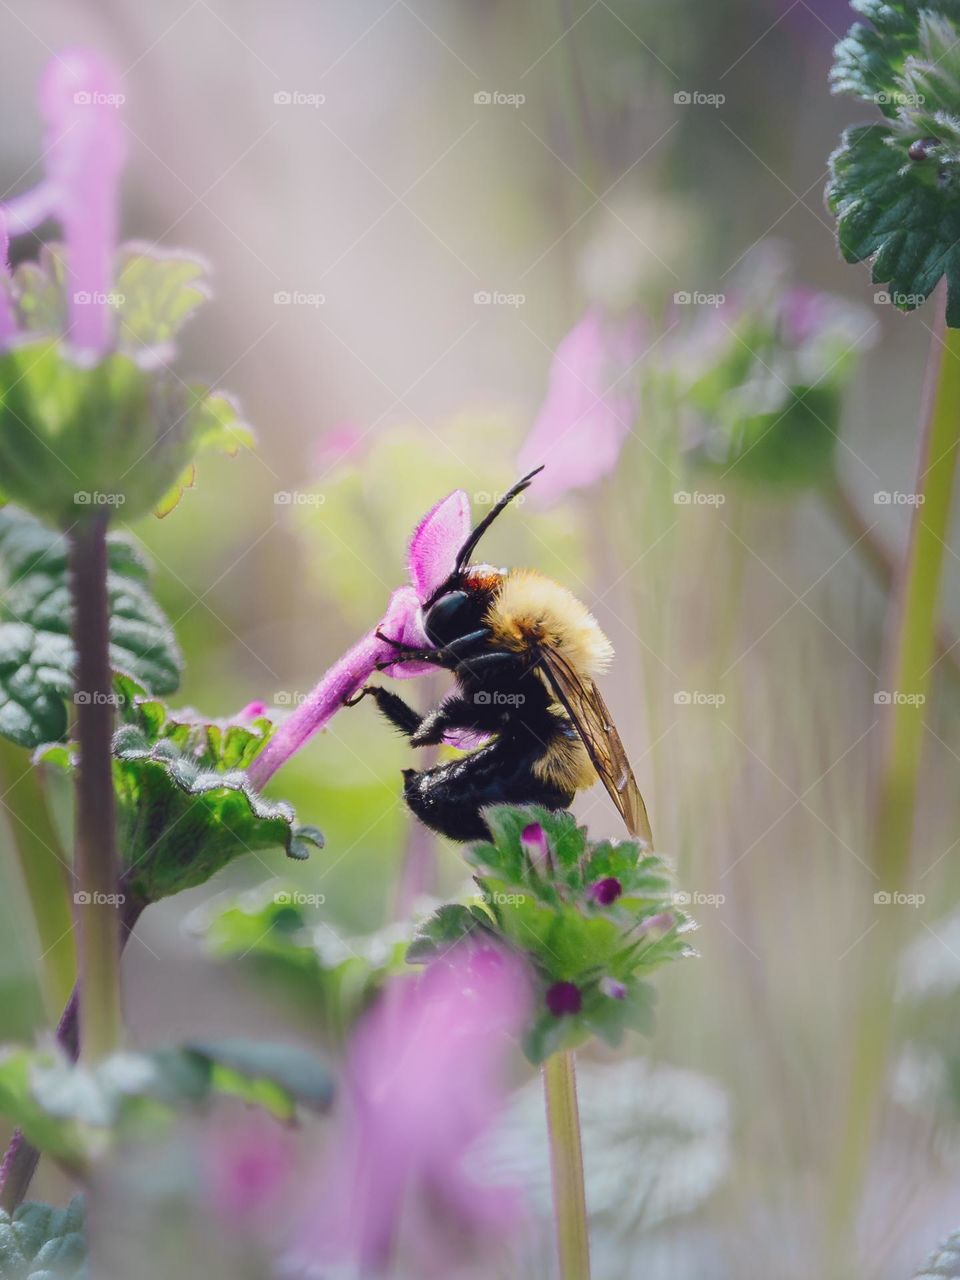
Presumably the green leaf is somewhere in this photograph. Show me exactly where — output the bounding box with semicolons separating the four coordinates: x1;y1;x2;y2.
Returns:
113;245;209;356
915;1226;960;1278
827;123;960;322
200;888;410;1037
37;679;323;903
410;804;695;1064
828;5;960;325
0;507;181;748
0;1041;333;1167
0;1196;86;1280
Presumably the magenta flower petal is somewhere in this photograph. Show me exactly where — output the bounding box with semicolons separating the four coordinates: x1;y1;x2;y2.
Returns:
546;980;582;1016
407;488;471;600
521;822;552;874
517;308;644;505
590;875;623;906
378;582;433;679
295;946;529;1274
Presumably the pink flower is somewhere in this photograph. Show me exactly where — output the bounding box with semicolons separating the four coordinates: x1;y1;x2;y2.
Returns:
294;945;530;1274
247;487;471;789
517;308;644;504
4;49;126;356
202;1107;297;1233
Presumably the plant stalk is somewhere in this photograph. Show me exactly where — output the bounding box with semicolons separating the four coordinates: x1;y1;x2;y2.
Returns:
0;736;75;1017
828;304;960;1266
543;1049;590;1280
68;513;122;1062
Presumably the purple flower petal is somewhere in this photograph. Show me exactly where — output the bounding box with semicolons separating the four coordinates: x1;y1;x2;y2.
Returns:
5;50;126;356
517;308;644;505
590;876;623;906
407;488;471;600
599;976;627;1000
521;822;551;873
546;980;582;1016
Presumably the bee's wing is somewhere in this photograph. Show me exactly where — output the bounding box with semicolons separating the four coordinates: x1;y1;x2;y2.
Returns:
537;648;654;846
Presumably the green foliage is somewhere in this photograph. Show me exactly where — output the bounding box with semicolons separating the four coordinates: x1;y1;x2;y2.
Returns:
0;507;181;748
678;260;872;488
0;1196;86;1280
0;1039;333;1170
409;805;694;1063
201;888;410;1038
0;243;251;523
914;1226;960;1278
37;677;323;904
828;2;960;324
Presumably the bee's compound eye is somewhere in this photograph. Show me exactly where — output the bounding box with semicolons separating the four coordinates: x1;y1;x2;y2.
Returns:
424;590;473;645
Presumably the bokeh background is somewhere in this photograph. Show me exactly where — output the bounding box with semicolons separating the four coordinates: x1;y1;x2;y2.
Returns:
2;1;960;1277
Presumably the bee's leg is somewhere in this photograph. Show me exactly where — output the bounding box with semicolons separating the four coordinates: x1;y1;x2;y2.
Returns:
409;695;476;747
346;685;424;738
373;628;492;672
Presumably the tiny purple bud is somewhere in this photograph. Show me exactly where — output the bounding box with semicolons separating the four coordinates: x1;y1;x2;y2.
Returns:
590;876;622;906
521;822;550;870
641;910;675;935
599;976;627;1000
546;980;582;1017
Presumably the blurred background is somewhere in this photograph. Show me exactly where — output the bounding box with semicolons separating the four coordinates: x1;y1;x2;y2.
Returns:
2;1;960;1277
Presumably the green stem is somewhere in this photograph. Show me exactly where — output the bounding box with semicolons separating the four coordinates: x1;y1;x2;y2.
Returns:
0;737;75;1017
68;514;122;1062
543;1050;590;1280
828;305;960;1267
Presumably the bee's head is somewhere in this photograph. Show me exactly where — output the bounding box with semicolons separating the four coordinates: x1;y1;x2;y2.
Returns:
423;565;505;645
421;466;544;629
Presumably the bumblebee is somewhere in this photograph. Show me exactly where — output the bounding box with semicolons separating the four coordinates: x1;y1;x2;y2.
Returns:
347;468;652;845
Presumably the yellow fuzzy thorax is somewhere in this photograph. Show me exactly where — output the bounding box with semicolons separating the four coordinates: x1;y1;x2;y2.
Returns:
484;569;614;678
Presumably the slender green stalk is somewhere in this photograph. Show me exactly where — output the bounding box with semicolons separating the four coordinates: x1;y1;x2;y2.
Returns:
543;1050;590;1280
68;513;122;1061
828;304;960;1268
0;737;75;1016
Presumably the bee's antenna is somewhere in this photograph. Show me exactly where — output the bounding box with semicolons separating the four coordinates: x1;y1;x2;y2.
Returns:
453;465;544;573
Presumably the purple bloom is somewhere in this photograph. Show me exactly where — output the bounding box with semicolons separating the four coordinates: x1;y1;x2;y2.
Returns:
203;1108;297;1232
590;876;623;906
247;488;471;789
521;821;552;872
517;308;644;504
294;945;530;1274
5;50;126;357
546;980;582;1017
599;976;627;1000
641;910;676;935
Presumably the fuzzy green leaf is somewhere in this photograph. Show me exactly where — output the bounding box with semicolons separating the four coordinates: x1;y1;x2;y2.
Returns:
0;508;181;748
0;1196;86;1280
36;678;323;904
829;0;960;109
113;246;209;356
